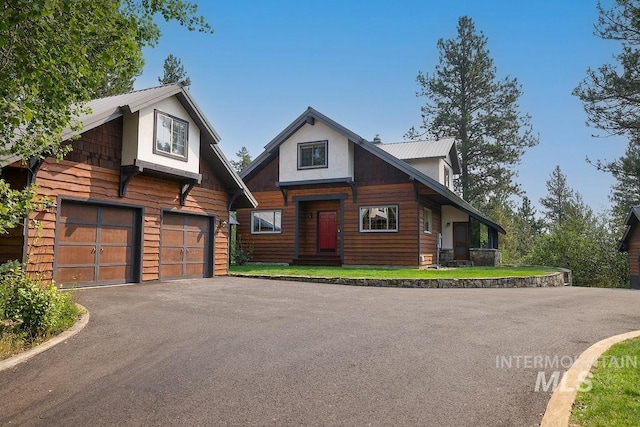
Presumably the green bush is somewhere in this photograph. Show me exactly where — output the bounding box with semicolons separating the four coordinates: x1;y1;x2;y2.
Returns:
231;234;254;265
0;262;79;343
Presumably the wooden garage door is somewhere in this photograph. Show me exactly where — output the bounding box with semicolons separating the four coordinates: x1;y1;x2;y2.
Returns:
160;213;212;279
56;201;138;286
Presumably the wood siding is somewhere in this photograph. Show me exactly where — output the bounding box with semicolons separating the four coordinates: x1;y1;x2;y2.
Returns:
245;154;279;192
627;225;640;277
0;167;28;264
343;183;418;266
28;159;230;281
354;145;409;185
236;191;295;263
238;183;422;266
16;116;233;283
419;195;442;266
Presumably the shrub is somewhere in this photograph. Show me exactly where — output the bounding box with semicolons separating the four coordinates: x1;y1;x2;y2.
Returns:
231;234;254;265
0;262;79;343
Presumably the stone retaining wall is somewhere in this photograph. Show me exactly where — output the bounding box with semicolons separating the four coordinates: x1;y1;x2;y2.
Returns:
234;271;568;288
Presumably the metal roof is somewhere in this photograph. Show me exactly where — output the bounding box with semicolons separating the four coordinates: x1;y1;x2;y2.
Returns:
241;107;504;234
378;138;455;159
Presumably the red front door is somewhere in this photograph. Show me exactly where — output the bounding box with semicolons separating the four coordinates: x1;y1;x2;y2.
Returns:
318;211;337;252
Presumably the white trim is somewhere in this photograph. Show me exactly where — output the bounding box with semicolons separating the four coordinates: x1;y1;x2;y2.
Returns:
359;205;399;233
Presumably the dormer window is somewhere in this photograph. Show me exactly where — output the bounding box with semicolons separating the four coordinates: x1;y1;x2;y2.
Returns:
154;110;188;161
298;140;327;169
444;165;451;188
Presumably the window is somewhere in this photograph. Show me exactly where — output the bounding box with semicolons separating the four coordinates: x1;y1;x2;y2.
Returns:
360;206;398;232
154;110;188;160
298;141;327;169
423;208;433;234
444;166;451;188
251;210;282;234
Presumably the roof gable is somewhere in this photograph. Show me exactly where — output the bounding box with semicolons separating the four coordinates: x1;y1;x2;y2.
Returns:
619;206;640;251
1;84;256;209
242;107;504;233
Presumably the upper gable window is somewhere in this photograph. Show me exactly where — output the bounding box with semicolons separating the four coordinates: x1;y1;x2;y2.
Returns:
444;165;451;188
154;110;188;161
298;140;328;169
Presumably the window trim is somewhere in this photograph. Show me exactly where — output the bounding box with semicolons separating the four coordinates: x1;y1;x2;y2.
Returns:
423;207;433;234
250;209;283;234
443;165;451;188
153;109;189;162
358;205;399;233
297;140;328;170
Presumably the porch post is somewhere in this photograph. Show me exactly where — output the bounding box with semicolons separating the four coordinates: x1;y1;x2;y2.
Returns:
294;200;300;260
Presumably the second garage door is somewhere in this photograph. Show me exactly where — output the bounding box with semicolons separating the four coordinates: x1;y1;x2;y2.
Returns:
160;212;213;279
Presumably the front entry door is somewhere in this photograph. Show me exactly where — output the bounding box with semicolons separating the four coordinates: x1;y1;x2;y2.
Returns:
453;222;469;260
318;211;337;252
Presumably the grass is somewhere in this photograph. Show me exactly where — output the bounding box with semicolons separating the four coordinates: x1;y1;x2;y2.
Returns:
571;337;640;426
230;264;559;279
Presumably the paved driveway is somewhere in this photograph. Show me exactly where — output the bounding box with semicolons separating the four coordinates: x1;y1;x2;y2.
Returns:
1;277;640;426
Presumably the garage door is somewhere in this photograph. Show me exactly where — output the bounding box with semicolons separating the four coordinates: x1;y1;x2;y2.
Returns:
56;201;139;286
160;213;212;279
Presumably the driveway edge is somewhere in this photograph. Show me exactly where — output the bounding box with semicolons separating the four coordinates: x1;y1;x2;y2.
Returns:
540;329;640;427
0;304;89;372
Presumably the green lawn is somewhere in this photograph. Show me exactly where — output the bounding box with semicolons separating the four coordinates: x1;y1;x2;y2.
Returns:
230;265;558;279
571;337;640;427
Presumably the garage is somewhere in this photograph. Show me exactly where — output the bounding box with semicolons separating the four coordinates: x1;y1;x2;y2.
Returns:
160;212;213;279
55;201;141;286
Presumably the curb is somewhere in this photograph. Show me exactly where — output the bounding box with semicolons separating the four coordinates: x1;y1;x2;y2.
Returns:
540;329;640;426
0;304;89;372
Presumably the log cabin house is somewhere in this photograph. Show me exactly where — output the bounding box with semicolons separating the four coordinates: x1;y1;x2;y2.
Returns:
618;206;640;289
237;107;504;267
0;84;256;287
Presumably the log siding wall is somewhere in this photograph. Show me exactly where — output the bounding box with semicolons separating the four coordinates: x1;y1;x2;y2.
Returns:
627;225;640;288
19;118;232;283
237;142;450;267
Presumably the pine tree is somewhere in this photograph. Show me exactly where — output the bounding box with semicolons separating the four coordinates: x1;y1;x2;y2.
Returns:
408;16;538;205
574;1;640;222
230;146;252;172
539;166;575;229
158;54;191;87
610;141;640;221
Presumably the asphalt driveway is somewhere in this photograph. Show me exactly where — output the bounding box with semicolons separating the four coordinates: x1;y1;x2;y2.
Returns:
1;277;640;426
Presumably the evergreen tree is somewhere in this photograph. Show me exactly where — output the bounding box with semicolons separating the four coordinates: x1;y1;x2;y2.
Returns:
408;16;538;205
511;196;543;261
230;146;252;172
0;0;212;237
609;141;640;222
574;1;640;222
158;54;191;87
539;166;575;229
574;0;640;142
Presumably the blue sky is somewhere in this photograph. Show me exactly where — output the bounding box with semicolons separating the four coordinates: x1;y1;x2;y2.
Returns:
135;0;623;213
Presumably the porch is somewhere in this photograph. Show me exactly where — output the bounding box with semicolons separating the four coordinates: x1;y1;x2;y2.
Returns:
291;195;345;266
